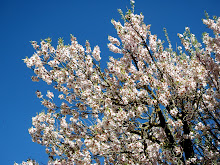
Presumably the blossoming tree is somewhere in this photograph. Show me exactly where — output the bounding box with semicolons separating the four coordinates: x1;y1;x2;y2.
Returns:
20;2;219;165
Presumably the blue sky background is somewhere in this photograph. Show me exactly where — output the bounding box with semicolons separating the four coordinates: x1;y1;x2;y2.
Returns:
1;0;220;164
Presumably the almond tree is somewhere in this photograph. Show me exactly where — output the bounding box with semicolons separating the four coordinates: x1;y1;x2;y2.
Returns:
18;1;219;164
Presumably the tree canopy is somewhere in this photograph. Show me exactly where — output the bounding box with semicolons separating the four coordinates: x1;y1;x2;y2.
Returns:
18;1;219;165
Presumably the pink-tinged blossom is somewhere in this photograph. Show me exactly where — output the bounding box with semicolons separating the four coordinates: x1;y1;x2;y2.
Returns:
92;45;101;61
108;36;120;46
58;94;64;100
46;91;54;99
170;107;178;117
107;43;122;53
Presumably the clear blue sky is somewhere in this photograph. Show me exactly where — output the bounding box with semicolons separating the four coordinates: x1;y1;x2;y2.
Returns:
1;0;220;164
